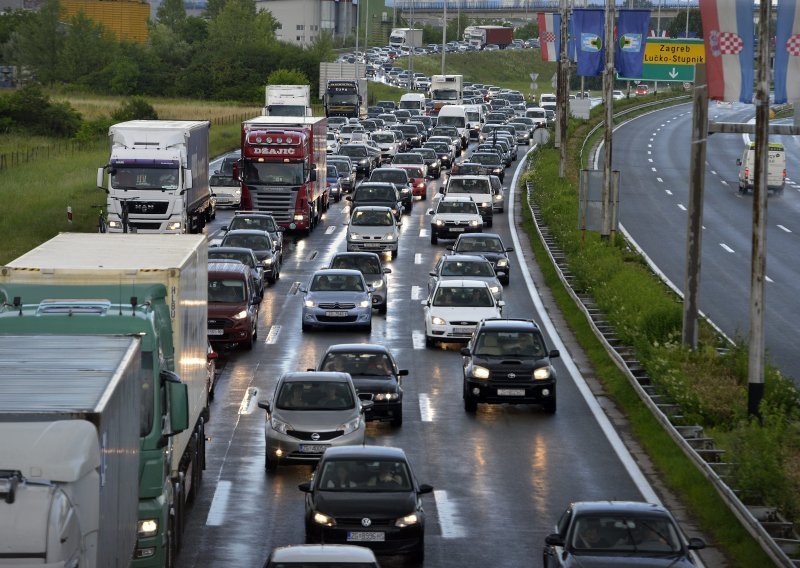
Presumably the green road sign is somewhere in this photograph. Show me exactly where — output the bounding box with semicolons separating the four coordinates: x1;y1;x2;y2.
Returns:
618;38;704;83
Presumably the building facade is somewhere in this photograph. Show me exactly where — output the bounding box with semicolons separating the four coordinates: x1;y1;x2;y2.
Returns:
256;0;356;47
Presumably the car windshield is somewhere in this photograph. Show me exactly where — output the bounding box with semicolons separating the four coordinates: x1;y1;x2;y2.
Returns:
340;146;368;158
441;260;494;277
320;352;394;377
433;286;493;307
406;167;424;178
425;143;448;153
208;279;246;303
352;209;393;226
432;89;459;100
416;149;436;160
329;161;351;175
210;174;238;187
433;127;457;137
371;170;407;184
317;459;412;492
437;201;477;214
394;155;423;165
474;331;546;357
310;273;365;292
472;154;501;165
330;255;382;275
372;133;395;143
221;234;271;250
354;187;394;201
326;165;339;178
456;237;504;253
208;251;254;269
275;381;355;411
447;178;490;194
569;516;682;554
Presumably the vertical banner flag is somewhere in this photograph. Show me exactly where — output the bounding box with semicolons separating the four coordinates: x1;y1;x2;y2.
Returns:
572;9;605;77
616;9;650;78
774;0;800;103
699;0;754;102
538;12;561;63
568;13;578;63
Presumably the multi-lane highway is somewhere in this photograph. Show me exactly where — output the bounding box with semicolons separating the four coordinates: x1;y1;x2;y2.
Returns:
178;145;664;567
610;103;800;381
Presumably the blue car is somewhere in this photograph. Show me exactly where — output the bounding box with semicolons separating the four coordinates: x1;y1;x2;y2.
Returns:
326;164;343;203
301;269;373;332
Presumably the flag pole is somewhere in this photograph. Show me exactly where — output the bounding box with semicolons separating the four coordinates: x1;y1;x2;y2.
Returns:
601;0;615;238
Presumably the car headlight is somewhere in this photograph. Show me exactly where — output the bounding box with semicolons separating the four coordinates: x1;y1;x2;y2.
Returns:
494;194;503;201
263;258;273;266
270;417;291;434
349;232;361;240
167;222;182;231
470;219;481;227
431;316;446;326
395;513;419;528
372;280;384;289
416;182;425;188
234;189;241;196
384;233;396;241
340;416;362;434
434;219;444;226
358;299;371;308
489;286;500;294
471;365;490;379
108;220;120;228
359;159;369;165
534;367;552;380
496;259;509;268
374;392;400;401
137;519;159;538
493;167;503;174
232;310;248;320
304;299;315;308
313;512;336;527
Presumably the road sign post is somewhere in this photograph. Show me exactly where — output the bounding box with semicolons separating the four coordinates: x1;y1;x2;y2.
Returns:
618;38;704;82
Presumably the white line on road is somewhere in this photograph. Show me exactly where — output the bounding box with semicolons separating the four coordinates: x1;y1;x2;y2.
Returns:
711;170;717;175
237;387;258;415
677;204;686;211
419;229;429;238
651;167;657;172
434;490;466;538
265;325;281;344
419;393;434;422
665;189;673;196
325;225;336;235
648;150;652;155
411;330;426;350
721;180;728;185
778;225;792;233
766;275;774;283
720;243;735;253
411;285;422;300
648;158;653;163
657;177;663;183
415;253;422;264
206;480;232;526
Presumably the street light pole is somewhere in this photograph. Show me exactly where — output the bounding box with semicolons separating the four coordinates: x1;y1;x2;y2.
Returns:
441;0;447;74
354;0;360;78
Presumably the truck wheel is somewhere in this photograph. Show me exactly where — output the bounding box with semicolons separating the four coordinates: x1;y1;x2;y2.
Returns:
172;480;184;552
165;519;176;568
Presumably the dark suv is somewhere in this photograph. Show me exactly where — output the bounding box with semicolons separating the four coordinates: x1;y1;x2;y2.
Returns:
461;319;559;413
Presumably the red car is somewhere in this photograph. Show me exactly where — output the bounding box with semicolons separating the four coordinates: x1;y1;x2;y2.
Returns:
634;84;649;96
404;166;428;199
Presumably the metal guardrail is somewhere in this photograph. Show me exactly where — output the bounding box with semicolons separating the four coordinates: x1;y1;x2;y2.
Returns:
522;102;800;566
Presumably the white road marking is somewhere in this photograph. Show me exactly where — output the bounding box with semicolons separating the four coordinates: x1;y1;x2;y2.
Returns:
648;158;653;163
660;123;665;127
325;225;336;235
411;330;427;350
411;285;422;300
265;325;281;344
419;228;429;238
434;490;466;539
777;225;791;233
720;243;735;253
766;275;774;283
237;387;258;415
677;204;686;211
711;170;717;175
647;150;652;155
651;167;657;172
720;180;728;185
206;480;232;526
657;177;663;183
648;144;653;148
419;393;434;422
665;189;673;195
415;253;422;264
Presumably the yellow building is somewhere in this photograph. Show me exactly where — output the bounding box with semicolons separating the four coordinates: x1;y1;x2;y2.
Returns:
60;0;150;43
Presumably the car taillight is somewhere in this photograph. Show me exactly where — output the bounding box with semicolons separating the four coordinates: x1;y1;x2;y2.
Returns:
784;169;787;179
745;167;749;179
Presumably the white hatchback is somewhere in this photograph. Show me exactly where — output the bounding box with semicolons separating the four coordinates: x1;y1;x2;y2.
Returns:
422;279;503;347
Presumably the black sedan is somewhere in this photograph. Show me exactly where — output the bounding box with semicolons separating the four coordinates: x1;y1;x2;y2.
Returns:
316;344;407;426
300;446;432;562
448;232;513;285
543;501;705;567
218;229;281;284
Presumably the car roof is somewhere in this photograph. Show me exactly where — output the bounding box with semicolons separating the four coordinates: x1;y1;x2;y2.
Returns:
458;231;502;240
371;167;407;175
449;175;490;181
222;229;270;237
233;211;275;218
208;246;256;256
570;501;672;517
325;343;392;355
281;371;353;383
479;318;541;332
312;268;364;277
356;182;397;190
351;205;394;213
442;254;492;263
322;445;407;460
207;261;250;277
440;195;477;203
269;544;378;563
435;279;491;288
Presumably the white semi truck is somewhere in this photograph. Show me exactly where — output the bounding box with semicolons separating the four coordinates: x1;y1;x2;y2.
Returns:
430;74;464;112
0;335;142;568
263;84;312;117
389;28;424;49
98;120;212;234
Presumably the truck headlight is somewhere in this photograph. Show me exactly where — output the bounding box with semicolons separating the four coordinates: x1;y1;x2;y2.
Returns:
294;214;305;221
534;367;552;380
471;365;490;379
137;519;159;538
167;222;182;231
395;513;419;527
313;512;336;526
232;310;248;320
431;316;446;326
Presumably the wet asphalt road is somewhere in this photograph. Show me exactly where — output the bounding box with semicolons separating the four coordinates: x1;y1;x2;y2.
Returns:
180;144;646;567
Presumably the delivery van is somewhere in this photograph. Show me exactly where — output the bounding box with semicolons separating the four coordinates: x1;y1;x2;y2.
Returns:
737;141;787;193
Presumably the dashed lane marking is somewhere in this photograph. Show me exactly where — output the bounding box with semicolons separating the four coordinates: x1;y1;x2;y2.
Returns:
265;325;281;344
434;490;467;539
720;243;735;253
778;225;792;233
419;393;435;422
411;286;422;300
677;204;686;211
415;253;422;264
411;330;426;350
325;225;336;235
206;480;232;526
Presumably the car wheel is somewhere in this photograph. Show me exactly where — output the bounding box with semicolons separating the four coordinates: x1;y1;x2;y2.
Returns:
487;218;493;228
409;535;425;564
391;249;398;259
378;302;388;315
543;387;557;414
302;322;311;332
430;232;438;245
464;389;478;413
501;274;510;286
265;452;277;472
404;204;412;213
391;410;403;427
364;321;372;333
242;332;254;350
425;335;435;348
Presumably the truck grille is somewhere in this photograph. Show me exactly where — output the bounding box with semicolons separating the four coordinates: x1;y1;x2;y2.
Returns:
129;201;170;215
250;187;295;223
129;222;162;231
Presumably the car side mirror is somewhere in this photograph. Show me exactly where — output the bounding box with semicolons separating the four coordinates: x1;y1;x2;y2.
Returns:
460;347;470;356
418;484;433;494
299;285;308;293
420;300;428;306
221;225;229;232
298;482;312;493
549;349;560;359
446;246;454;251
498;301;505;307
383;267;392;274
505;247;514;252
213;169;220;174
360;399;374;412
545;533;564;546
346;196;352;201
429;271;436;277
736;158;742;166
257;400;271;413
687;537;706;550
398;369;409;376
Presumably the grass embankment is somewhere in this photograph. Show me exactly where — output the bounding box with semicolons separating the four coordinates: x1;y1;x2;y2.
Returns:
522;98;799;565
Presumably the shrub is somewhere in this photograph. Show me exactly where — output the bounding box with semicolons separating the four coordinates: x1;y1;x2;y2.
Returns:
111;98;159;121
266;68;310;86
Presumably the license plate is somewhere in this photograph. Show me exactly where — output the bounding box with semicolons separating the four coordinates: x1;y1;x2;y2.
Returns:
449;227;465;232
299;444;329;453
497;389;525;396
208;329;224;336
347;531;385;542
325;311;349;317
364;243;383;248
453;326;474;334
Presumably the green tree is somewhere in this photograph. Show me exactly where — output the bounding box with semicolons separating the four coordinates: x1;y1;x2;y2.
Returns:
207;0;278;56
514;21;538;40
667;8;702;39
266;68;309;86
58;11;117;84
157;0;186;32
112;97;158;121
204;0;227;19
9;0;64;84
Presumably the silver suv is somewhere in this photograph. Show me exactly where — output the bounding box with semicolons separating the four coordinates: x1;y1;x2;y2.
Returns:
257;372;372;472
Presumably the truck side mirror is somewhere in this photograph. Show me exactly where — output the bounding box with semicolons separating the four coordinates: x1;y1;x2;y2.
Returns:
183;170;193;190
96;167;107;192
310;169;317;182
161;369;189;434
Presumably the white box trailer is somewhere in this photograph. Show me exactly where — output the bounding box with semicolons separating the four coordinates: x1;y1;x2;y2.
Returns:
0;335;141;568
264;84;312;117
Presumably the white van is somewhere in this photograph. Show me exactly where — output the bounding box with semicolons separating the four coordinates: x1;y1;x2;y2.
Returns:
436;105;470;147
463;104;484;138
737;141;786;193
525;106;548;128
399;93;427;113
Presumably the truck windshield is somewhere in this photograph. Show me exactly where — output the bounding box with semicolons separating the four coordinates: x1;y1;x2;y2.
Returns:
328;93;359;105
438;116;465;128
267;105;305;117
432;89;459;101
112;167;179;190
245;161;304;186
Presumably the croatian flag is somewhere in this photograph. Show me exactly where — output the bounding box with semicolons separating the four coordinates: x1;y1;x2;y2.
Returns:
538;12;560;63
774;0;800;103
699;0;754;102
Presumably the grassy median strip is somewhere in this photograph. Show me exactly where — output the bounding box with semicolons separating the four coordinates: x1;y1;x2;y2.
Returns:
521;110;798;564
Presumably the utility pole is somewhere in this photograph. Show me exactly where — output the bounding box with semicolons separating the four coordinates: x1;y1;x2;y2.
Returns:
654;0;662;95
364;0;369;65
441;0;447;74
557;0;568;176
354;0;360;79
409;0;414;86
600;0;615;237
682;64;708;349
748;0;772;419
